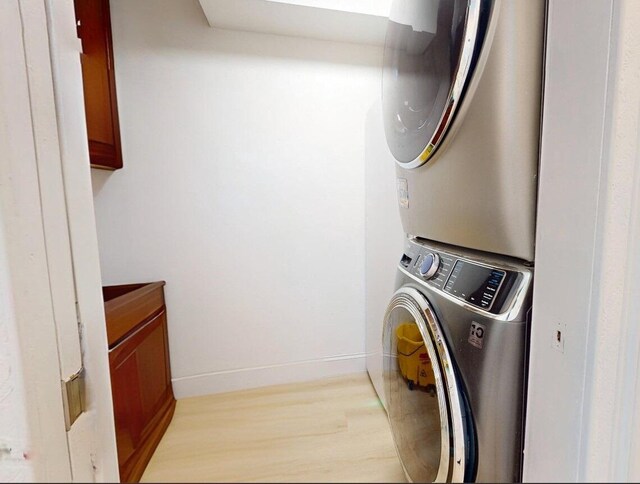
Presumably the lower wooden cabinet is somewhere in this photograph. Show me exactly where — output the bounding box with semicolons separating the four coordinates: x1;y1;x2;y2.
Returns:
104;282;175;482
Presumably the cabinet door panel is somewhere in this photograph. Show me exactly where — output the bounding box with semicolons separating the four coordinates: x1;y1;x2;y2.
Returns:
74;0;123;169
109;309;175;482
137;312;170;423
111;351;144;465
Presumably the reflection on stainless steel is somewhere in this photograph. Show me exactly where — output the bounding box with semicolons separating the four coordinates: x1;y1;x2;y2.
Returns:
387;0;545;262
383;0;487;167
384;308;446;482
383;287;468;482
382;237;533;482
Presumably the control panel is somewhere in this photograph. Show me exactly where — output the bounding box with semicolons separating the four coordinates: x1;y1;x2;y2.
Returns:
399;241;518;314
444;260;505;311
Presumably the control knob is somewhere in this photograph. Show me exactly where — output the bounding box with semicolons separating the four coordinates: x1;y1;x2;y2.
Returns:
419;252;440;280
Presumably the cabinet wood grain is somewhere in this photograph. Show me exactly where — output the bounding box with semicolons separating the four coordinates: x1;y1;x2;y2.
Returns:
104;282;175;482
74;0;123;170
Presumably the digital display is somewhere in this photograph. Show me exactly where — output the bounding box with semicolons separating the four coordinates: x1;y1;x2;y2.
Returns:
444;260;505;310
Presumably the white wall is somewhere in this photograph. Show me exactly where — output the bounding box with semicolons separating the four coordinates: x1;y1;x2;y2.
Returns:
364;101;404;404
91;0;383;398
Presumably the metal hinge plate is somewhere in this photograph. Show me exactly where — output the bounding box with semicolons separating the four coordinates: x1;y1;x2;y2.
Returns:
62;368;85;431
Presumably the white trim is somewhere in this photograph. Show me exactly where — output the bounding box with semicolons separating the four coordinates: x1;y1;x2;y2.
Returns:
612;107;640;480
0;0;71;480
45;0;120;480
580;1;640;480
172;353;366;398
526;0;640;481
625;136;640;480
524;0;615;480
1;1;119;481
21;0;82;385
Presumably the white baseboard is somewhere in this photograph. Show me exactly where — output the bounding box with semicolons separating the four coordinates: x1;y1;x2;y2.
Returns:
172;353;367;399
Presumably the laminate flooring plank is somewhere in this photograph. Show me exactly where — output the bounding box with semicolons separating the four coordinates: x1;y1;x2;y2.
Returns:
140;373;406;483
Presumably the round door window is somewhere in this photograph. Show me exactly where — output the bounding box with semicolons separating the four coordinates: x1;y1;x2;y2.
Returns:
384;304;449;481
383;288;470;482
382;0;486;166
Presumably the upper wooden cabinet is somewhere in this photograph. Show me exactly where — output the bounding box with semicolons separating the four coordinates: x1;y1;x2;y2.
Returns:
74;0;123;170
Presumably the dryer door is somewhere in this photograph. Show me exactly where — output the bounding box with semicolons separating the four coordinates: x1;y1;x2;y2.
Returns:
382;0;493;167
383;286;475;482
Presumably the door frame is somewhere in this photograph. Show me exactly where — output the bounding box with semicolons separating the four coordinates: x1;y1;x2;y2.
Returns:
45;0;120;477
0;0;118;481
0;1;72;480
525;0;640;481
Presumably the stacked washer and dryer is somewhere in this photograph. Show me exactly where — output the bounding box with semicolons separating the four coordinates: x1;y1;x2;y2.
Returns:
366;1;546;482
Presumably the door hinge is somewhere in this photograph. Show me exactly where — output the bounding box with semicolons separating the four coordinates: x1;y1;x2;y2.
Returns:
62;367;86;431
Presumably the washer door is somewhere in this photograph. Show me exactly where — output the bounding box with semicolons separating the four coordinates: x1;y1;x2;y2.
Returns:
383;287;475;482
382;0;493;167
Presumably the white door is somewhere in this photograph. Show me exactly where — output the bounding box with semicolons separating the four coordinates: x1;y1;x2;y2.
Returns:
0;0;118;481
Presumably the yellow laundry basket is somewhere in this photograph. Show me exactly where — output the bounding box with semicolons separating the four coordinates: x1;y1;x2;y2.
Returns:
396;322;435;388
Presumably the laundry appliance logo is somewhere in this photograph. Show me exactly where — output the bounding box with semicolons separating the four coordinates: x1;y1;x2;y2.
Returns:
397;178;409;208
468;321;486;349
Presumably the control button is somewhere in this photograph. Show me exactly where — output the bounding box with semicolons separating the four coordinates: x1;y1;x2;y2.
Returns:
400;254;413;268
419;252;440;279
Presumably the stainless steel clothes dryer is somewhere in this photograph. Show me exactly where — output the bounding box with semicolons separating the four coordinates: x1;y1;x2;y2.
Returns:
382;0;545;261
378;237;532;482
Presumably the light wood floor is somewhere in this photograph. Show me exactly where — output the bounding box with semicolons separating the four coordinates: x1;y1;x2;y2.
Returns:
141;373;406;483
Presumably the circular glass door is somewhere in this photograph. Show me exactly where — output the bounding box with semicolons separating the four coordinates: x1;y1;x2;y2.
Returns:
383;287;470;482
382;0;489;167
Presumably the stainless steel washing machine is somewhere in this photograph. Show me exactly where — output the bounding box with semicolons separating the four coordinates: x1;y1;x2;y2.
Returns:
382;0;546;261
375;237;532;482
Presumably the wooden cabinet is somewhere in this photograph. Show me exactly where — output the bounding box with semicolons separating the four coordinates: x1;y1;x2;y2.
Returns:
74;0;123;170
104;282;175;482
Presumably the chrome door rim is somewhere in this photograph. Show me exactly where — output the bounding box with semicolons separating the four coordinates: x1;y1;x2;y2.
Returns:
383;286;467;482
394;0;487;169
